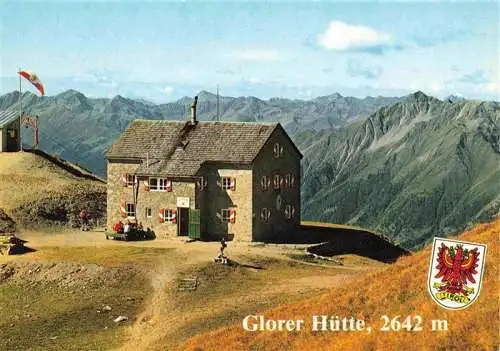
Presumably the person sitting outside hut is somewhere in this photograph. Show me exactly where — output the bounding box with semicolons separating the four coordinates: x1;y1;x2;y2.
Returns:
79;209;89;231
123;220;131;234
113;221;124;234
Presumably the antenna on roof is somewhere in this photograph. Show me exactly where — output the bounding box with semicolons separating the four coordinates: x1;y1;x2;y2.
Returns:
216;85;220;121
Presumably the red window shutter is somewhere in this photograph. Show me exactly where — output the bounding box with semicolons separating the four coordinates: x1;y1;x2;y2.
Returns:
158;209;165;223
229;209;236;223
166;180;172;192
143;180;150;192
120;201;126;219
230;177;236;191
171;209;177;223
121;174;127;187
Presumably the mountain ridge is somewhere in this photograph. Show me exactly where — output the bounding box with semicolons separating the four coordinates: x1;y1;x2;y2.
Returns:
0;89;498;250
299;92;499;248
0;89;401;175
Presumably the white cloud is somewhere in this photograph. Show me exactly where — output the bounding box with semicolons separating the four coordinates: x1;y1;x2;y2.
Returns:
429;83;444;93
318;21;391;52
234;49;285;62
243;77;263;84
485;82;499;93
163;86;174;95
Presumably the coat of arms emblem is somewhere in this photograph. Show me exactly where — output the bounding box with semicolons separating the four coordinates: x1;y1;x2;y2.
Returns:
428;237;487;310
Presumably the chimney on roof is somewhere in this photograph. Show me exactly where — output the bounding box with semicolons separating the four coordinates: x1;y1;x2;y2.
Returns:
190;96;198;125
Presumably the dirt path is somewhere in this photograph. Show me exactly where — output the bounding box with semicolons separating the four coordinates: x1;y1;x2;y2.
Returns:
116;256;187;351
10;229;383;350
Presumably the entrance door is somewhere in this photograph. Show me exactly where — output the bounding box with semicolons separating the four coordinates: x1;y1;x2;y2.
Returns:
188;209;200;240
6;128;18;152
177;207;189;236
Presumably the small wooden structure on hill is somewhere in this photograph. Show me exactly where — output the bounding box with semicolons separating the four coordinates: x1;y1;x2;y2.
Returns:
0;109;20;152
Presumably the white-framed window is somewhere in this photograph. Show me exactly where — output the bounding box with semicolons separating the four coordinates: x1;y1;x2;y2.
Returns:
273;143;284;158
260;208;271;222
7;129;16;138
222;177;231;190
149;178;158;190
221;208;235;223
284;205;295;220
284;174;291;188
159;179;170;191
159;208;176;223
126;174;136;187
261;176;270;191
221;208;231;222
273;174;281;190
145;207;152;218
219;177;236;191
164;209;175;222
197;176;207;190
126;203;136;218
149;178;172;191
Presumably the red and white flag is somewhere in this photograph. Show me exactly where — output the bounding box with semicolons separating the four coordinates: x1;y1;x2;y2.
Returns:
19;70;45;96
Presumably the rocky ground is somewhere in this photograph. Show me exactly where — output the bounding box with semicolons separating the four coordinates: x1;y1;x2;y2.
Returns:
0;209;16;234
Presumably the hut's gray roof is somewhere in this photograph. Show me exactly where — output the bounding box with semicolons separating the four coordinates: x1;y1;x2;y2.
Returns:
106;120;299;177
0;108;18;128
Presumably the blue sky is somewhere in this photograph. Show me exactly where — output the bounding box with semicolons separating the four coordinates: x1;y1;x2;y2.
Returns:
1;1;498;102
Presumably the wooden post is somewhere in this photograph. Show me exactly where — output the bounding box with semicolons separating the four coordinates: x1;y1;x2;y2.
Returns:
18;69;22;152
35;115;39;149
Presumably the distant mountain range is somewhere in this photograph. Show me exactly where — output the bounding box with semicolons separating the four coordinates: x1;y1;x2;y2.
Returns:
0;90;398;176
0;89;498;250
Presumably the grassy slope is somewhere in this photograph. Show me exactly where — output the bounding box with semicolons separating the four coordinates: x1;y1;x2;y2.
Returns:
0;152;104;213
0;152;105;229
181;219;499;350
155;257;376;350
0;246;174;351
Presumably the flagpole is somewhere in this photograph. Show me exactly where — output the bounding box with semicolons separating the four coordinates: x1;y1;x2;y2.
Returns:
18;69;23;152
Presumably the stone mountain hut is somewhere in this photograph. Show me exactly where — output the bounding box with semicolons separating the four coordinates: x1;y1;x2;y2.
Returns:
105;96;302;241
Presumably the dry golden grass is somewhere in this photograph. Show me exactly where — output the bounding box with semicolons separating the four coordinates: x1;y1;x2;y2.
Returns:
181;219;499;350
23;245;175;268
0;152;103;213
